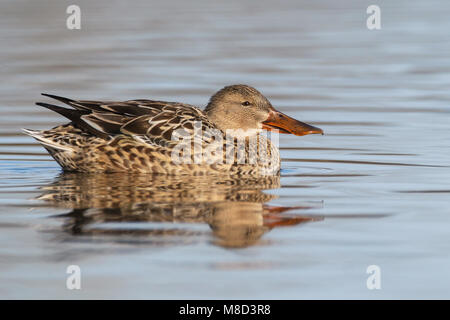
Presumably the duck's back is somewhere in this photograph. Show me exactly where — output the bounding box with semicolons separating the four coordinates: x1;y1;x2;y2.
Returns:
23;94;280;175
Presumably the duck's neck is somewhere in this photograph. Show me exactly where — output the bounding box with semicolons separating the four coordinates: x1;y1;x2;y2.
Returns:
222;128;262;139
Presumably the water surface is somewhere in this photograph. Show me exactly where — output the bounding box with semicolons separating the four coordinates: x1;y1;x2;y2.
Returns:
1;0;450;299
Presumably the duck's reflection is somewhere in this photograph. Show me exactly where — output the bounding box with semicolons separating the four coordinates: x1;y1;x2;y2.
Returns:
38;173;320;248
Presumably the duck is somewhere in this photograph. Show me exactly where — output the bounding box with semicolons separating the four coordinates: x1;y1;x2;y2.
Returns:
23;84;323;175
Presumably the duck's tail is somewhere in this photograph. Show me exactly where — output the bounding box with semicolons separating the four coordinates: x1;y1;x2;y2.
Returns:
22;128;74;152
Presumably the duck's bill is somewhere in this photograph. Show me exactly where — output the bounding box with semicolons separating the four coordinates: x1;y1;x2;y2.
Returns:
262;109;323;136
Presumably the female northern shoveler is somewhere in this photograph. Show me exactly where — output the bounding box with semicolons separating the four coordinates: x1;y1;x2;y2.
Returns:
23;84;322;175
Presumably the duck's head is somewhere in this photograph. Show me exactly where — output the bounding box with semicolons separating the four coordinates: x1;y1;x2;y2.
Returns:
204;84;323;136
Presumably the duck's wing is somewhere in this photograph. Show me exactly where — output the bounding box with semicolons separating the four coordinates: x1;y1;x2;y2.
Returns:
37;94;220;147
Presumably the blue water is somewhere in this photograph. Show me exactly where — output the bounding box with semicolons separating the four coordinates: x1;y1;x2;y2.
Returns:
1;0;450;299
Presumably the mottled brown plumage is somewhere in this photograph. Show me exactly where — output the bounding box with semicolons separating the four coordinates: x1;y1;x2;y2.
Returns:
24;85;322;175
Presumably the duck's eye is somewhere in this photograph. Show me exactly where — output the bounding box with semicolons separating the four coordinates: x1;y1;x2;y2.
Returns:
242;101;251;106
